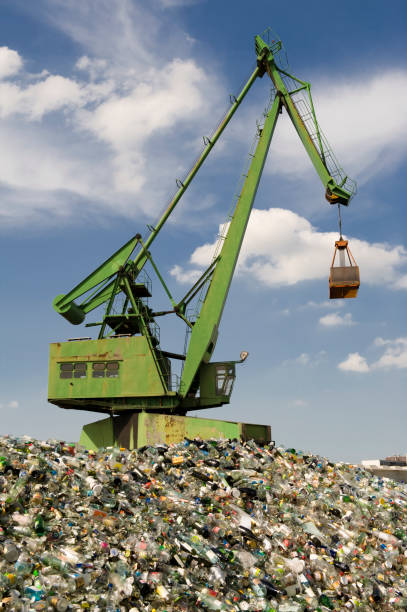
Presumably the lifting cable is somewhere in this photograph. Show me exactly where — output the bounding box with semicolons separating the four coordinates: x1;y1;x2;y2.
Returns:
337;203;343;240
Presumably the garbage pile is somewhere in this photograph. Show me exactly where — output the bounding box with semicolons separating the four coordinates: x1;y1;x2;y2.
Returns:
1;435;407;611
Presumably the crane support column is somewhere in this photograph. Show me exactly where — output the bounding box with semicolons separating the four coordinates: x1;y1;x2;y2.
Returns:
180;94;282;397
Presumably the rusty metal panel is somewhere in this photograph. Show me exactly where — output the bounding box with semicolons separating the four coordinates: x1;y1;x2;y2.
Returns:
136;414;267;448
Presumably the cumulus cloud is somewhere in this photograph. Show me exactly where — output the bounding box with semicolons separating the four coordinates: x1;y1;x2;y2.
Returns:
338;352;369;373
0;0;228;228
0;47;22;79
0;76;87;120
0;6;223;225
372;337;407;370
172;208;407;290
0;54;213;194
81;59;204;148
76;58;209;193
266;70;407;183
319;312;355;327
338;337;407;373
169;264;202;285
3;0;407;228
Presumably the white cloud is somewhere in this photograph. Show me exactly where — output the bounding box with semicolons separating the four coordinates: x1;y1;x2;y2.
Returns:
393;275;407;289
338;352;369;373
319;312;355;327
265;70;407;183
0;54;210;196
374;337;407;347
296;353;310;365
2;1;407;228
173;208;407;290
75;55;108;80
339;337;407;373
80;59;205;149
282;353;309;366
0;76;86;120
0;0;235;228
371;337;407;370
170;264;202;285
0;47;22;79
0;400;19;409
76;58;210;193
282;350;326;368
292;399;307;407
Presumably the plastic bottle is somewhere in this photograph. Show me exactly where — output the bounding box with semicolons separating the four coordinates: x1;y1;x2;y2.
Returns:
6;474;28;504
3;540;20;562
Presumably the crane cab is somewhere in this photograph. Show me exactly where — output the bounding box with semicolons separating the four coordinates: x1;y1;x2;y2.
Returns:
48;335;237;414
329;239;360;299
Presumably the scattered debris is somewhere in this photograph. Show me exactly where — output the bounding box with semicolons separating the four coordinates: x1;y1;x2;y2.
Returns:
1;435;407;610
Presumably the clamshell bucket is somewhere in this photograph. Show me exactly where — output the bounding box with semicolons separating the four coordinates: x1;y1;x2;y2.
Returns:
329;239;360;299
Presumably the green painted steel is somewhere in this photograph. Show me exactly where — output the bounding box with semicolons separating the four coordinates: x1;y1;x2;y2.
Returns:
77;412;272;451
79;416;115;451
49;336;169;403
48;337;237;413
137;413;241;447
49;31;356;423
53;234;142;322
180;95;282;396
255;35;355;205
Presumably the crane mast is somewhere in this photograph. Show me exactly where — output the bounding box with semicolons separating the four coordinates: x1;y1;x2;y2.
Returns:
48;32;356;421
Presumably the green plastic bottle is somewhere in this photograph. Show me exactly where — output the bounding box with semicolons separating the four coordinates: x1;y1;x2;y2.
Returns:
34;515;46;536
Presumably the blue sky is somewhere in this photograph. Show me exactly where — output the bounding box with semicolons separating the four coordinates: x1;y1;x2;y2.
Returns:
0;0;406;463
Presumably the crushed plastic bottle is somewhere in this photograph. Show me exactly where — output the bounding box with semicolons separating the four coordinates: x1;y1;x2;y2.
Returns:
0;435;407;609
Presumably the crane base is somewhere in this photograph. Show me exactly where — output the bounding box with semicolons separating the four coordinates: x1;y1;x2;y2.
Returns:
79;412;272;451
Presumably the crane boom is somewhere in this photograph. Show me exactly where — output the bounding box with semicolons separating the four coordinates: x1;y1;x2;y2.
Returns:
179;95;282;396
179;35;356;397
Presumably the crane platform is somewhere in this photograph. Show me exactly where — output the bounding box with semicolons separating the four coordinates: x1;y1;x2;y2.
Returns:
79;412;272;451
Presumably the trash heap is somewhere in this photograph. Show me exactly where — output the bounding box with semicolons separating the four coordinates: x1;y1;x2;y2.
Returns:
0;436;407;611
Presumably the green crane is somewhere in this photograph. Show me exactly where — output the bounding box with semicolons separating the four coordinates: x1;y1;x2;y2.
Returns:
48;32;356;426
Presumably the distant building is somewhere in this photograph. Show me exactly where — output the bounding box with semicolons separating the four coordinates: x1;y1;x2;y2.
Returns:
362;454;407;482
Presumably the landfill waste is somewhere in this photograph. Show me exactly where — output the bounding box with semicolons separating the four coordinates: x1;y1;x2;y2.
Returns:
0;435;407;611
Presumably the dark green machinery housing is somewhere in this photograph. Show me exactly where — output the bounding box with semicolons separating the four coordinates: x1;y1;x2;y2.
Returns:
49;31;356;421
